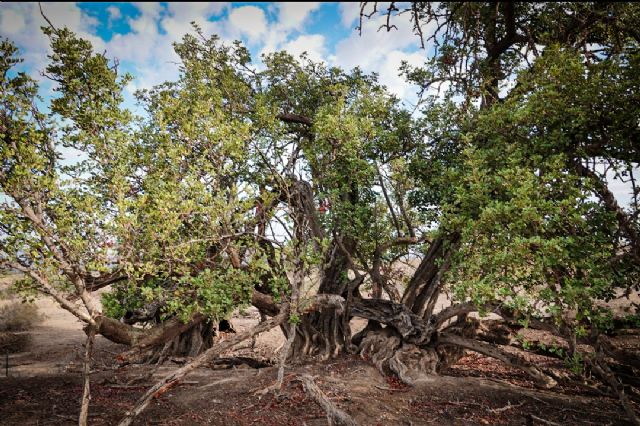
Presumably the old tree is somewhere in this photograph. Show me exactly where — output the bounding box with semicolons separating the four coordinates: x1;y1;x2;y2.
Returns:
1;2;640;424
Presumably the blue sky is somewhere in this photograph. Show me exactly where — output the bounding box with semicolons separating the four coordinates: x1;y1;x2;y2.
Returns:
1;2;635;205
0;2;429;106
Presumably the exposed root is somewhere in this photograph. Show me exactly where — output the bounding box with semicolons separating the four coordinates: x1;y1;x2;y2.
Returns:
438;333;557;389
358;328;439;385
298;374;358;426
388;344;438;385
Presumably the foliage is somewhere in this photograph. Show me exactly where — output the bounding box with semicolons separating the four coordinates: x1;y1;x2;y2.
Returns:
378;2;640;339
0;24;416;326
0;4;638;358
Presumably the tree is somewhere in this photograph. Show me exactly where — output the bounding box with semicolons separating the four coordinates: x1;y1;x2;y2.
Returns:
1;3;640;424
357;0;640;419
0;22;418;359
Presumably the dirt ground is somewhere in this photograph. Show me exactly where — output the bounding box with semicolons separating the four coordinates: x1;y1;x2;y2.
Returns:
0;275;638;425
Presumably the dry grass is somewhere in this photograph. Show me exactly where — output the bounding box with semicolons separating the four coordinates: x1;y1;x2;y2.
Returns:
0;301;45;332
0;272;19;299
0;272;44;333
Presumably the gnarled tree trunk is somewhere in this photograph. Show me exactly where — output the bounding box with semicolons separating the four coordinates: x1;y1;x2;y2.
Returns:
289;242;353;360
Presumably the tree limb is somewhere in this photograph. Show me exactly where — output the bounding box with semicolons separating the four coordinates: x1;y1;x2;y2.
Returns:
117;307;290;426
79;325;96;426
438;333;557;389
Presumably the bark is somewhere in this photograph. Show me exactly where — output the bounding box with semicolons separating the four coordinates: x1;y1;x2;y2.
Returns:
95;316;140;346
157;320;216;360
600;336;640;370
112;315;206;363
277;113;313;126
251;289;280;317
358;327;439;385
289;243;352;360
290;180;325;246
78;325;96;426
277;233;302;390
588;354;640;426
92;289;275;358
432;303;478;330
401;236;446;313
350;298;431;344
276;323;296;389
290;305;348;360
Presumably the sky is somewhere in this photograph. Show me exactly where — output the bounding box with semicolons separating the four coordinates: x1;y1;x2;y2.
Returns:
0;2;428;108
0;2;636;207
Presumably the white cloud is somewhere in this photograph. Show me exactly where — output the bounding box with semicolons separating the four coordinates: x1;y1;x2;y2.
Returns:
338;2;361;28
0;2;426;107
331;10;428;105
106;3;225;92
133;2;164;21
107;5;121;22
162;2;227;40
0;8;26;35
282;34;327;63
228;6;267;42
258;3;323;63
594;162;639;209
334;12;424;70
278;2;320;30
376;50;425;100
0;2;104;77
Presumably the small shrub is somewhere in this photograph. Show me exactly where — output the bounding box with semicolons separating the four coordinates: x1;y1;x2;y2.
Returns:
0;273;21;300
0;332;31;353
0;301;45;332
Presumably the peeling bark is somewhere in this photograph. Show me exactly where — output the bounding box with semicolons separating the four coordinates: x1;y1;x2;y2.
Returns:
351;298;431;344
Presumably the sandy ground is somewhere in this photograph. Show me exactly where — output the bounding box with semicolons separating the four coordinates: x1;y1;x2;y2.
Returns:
1;274;639;425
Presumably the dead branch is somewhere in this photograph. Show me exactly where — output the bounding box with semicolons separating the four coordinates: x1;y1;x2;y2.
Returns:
587;355;640;426
6;262;93;324
276;323;296;390
528;414;562;426
433;302;478;329
489;401;525;413
38;2;59;33
298;375;358;426
351;298;430;344
117;307;289;426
